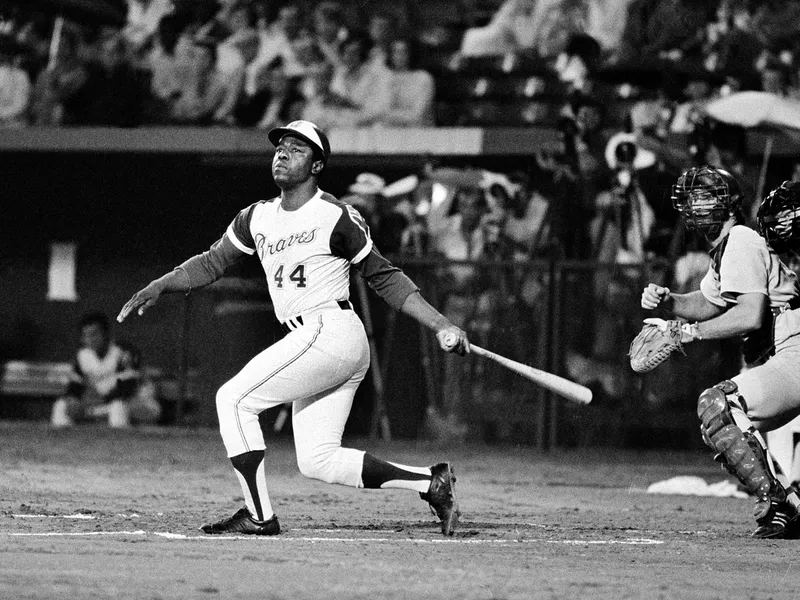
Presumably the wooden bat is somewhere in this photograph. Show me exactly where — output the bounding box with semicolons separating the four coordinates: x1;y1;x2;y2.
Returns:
443;334;592;405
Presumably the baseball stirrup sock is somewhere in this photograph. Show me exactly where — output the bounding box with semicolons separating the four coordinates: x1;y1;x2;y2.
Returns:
361;453;431;493
230;450;274;522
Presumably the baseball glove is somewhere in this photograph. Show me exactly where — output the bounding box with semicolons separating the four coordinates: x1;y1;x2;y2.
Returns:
628;318;687;373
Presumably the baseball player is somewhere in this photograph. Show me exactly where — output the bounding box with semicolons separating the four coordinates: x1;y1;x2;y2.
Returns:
117;120;469;536
640;167;800;539
51;312;156;428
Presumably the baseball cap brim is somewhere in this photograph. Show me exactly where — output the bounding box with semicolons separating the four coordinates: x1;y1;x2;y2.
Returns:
268;120;330;160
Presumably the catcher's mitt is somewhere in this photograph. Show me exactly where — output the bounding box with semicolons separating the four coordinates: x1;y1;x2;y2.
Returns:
628;318;688;373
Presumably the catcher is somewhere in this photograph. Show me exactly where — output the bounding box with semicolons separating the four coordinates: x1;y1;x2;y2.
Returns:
635;167;800;539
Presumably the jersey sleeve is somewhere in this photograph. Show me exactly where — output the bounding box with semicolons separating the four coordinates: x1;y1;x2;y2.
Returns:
225;203;259;254
717;226;770;303
330;203;373;263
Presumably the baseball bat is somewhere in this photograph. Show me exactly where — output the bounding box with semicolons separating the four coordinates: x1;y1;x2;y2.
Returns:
443;334;592;405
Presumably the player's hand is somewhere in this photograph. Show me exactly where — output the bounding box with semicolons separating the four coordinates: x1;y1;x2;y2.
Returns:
437;327;470;356
117;281;164;323
641;283;671;310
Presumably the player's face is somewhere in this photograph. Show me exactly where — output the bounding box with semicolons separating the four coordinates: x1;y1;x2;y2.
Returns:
81;323;109;357
272;135;318;188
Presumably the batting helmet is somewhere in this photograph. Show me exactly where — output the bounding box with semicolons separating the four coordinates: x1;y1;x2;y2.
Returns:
268;120;331;164
672;165;742;238
757;180;800;255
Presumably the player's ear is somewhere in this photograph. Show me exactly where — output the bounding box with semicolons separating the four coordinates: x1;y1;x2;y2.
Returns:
311;160;324;175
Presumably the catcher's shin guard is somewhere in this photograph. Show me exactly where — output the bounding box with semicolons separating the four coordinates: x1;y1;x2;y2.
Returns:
697;382;786;515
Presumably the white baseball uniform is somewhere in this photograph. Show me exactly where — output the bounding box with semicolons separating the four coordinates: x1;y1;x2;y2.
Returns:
700;224;800;429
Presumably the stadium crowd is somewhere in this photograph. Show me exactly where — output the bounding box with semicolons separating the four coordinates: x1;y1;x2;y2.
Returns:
0;0;799;129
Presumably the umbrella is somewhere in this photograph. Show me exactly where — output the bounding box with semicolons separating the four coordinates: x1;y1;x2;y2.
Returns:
704;91;800;201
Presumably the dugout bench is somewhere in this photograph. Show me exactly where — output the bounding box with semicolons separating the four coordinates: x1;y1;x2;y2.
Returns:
0;360;198;424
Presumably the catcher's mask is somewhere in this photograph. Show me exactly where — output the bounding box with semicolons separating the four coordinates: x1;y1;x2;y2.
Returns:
757;180;800;255
672;165;741;238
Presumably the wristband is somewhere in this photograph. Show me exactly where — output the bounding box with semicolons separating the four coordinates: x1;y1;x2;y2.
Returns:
681;322;701;341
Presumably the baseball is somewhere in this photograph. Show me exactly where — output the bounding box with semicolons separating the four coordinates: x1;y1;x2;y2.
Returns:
443;333;457;348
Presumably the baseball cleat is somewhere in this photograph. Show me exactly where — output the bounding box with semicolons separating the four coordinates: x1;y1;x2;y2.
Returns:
200;507;280;535
420;462;461;536
751;501;798;539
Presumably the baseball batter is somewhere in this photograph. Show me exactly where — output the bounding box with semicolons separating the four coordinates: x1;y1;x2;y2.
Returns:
118;120;469;536
640;166;800;539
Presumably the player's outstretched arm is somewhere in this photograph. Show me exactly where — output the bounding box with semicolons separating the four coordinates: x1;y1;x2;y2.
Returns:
118;234;247;323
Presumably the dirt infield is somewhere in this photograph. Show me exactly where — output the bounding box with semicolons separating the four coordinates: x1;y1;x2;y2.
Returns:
1;421;799;599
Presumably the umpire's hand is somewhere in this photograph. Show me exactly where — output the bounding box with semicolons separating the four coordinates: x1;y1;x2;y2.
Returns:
117;280;165;323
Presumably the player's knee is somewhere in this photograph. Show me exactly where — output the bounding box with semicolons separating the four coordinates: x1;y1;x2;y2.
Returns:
697;381;742;435
215;382;237;412
296;446;337;483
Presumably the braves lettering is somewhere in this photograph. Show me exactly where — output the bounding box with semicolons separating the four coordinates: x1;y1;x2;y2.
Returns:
255;228;319;259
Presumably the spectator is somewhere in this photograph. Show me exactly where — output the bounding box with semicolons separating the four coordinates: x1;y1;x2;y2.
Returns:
699;0;761;85
615;0;714;65
301;31;392;129
215;30;262;125
71;34;145;127
235;55;293;129
529;0;592;59
0;34;31;127
749;0;800;55
123;0;174;56
170;38;227;124
424;180;496;439
245;3;306;96
382;37;435;127
366;10;395;71
50;312;161;429
458;0;539;58
146;14;186;122
29;29;89;125
312;1;349;70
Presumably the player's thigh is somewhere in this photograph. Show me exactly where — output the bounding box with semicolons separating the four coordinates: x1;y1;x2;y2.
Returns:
223;313;369;411
734;347;800;430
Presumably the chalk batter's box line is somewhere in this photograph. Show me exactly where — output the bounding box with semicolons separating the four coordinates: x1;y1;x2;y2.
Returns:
2;530;665;545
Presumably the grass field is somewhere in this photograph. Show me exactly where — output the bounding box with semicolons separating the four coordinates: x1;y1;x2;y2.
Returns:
1;420;799;599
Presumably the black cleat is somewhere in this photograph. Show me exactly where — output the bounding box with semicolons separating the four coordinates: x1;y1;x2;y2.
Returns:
751;500;797;539
420;462;461;536
200;507;280;536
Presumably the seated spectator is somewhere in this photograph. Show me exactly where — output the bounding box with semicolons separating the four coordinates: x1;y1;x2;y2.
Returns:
366;9;395;71
301;31;392;129
71;34;145;127
169;38;227;125
146;14;187;122
615;0;714;65
123;0;174;57
29;30;89;125
749;0;800;56
215;30;262;125
234;56;294;128
245;3;307;96
528;0;593;59
0;34;32;127
699;0;761;85
382;37;435;127
51;312;161;429
459;0;539;58
312;1;349;70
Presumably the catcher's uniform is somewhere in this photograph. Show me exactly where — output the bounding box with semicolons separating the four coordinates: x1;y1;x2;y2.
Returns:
700;225;800;429
217;189;415;480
